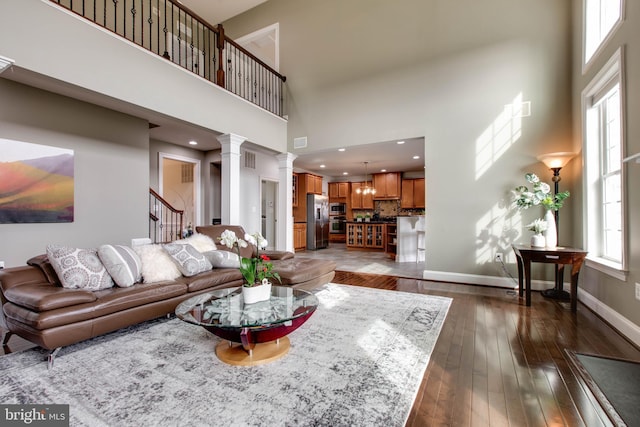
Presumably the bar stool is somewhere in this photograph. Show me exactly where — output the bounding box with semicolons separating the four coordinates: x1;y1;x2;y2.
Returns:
416;229;425;263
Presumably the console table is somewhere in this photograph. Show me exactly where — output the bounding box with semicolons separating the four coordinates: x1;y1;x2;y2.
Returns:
511;244;588;312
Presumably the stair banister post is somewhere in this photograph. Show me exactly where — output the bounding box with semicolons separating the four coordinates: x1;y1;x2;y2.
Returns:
216;24;226;87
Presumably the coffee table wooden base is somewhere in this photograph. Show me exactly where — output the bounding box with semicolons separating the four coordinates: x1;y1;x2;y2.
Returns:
215;337;290;366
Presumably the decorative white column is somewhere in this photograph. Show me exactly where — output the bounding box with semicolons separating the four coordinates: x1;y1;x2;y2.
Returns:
218;134;246;225
276;152;297;252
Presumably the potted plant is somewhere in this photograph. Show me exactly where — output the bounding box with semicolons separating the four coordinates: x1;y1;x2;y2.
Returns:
526;218;547;247
356;214;363;222
514;173;570;248
218;229;282;303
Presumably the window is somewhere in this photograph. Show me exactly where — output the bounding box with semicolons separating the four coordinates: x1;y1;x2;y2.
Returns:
584;0;624;66
582;48;625;279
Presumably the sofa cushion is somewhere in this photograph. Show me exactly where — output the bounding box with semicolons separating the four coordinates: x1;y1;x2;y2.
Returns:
203;250;240;268
98;245;142;288
196;225;257;258
3;283;97;311
3;281;187;330
26;255;62;287
272;258;337;286
163;243;212;277
46;245;114;290
133;244;182;283
174;233;217;253
184;268;244;292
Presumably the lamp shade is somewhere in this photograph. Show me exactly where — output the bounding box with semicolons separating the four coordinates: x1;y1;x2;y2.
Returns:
537;152;576;169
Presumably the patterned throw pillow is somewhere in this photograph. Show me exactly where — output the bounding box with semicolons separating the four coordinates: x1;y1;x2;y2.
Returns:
98;245;142;288
163;243;213;277
46;245;114;290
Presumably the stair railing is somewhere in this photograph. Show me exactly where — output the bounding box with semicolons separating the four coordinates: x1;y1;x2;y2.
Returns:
149;188;183;243
48;0;286;117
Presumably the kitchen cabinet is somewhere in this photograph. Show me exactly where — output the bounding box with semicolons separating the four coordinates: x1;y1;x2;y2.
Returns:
401;178;425;209
373;172;401;199
304;173;323;195
346;223;385;249
294;223;307;251
385;223;397;260
293;173;323;222
350;182;374;209
328;182;349;200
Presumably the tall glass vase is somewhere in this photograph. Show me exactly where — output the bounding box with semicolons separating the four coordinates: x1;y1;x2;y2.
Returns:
544;209;557;248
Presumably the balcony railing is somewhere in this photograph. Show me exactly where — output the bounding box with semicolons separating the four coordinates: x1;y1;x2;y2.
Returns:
49;0;286;117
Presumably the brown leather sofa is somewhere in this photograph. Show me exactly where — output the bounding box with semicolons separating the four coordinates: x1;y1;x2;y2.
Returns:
0;225;335;366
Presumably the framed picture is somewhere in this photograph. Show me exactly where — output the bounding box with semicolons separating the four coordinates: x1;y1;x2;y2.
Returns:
0;138;74;223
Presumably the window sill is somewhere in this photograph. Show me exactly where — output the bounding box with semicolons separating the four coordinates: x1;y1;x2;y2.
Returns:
585;257;628;281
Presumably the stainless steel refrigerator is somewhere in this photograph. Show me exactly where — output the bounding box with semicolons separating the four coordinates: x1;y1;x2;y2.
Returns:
307;194;329;250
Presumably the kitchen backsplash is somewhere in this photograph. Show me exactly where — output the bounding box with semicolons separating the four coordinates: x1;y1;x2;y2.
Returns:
352;200;424;218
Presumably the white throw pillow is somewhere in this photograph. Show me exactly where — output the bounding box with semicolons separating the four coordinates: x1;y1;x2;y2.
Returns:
46;245;114;290
163;243;212;277
133;244;182;283
98;244;143;287
174;233;217;253
203;250;240;268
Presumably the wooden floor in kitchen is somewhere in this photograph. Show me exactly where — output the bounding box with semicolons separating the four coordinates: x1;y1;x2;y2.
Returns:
3;270;639;426
334;270;640;427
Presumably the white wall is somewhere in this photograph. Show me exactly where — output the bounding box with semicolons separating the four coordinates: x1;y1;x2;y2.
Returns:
225;0;574;279
0;79;148;267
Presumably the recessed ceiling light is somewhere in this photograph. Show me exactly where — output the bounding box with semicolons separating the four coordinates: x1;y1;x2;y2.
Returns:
397;141;405;145
189;140;198;145
338;148;346;152
320;164;326;168
343;172;348;175
413;155;420;159
381;169;387;172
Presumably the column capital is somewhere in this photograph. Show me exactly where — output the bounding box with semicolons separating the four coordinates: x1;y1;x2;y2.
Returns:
217;134;247;153
276;152;297;168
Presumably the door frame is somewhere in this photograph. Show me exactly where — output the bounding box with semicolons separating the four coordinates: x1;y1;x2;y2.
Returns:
260;177;278;249
158;152;202;227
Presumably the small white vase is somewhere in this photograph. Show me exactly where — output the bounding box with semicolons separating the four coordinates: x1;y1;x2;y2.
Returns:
531;234;546;248
544;209;557;248
242;282;272;304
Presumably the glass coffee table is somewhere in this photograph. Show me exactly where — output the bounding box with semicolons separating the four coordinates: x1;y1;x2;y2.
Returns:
175;286;319;366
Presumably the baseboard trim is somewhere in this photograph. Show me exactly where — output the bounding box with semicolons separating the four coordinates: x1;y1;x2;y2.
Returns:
578;289;640;348
422;270;552;291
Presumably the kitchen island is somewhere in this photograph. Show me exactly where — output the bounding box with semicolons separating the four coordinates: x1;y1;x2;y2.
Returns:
345;221;393;250
395;215;425;262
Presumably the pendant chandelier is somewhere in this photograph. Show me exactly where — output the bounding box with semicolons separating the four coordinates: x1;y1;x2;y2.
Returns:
356;161;376;195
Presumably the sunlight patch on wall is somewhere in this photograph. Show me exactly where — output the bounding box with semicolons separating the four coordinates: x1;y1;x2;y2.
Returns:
475;93;525;180
475;201;523;265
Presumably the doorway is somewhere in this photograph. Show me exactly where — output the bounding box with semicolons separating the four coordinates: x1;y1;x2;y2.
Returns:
159;153;201;233
261;179;278;249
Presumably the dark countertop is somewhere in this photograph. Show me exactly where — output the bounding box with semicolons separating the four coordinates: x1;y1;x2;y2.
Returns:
346;220;396;224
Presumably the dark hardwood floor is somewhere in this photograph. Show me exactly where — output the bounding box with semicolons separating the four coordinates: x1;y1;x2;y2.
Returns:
333;270;640;427
3;271;638;426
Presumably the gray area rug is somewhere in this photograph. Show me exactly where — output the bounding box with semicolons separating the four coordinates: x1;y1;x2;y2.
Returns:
0;284;451;426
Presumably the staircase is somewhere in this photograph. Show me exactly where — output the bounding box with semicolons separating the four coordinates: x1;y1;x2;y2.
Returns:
149;188;184;243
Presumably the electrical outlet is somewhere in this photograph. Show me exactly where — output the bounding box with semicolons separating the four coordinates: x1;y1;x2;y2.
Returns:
636;283;640;300
495;253;503;263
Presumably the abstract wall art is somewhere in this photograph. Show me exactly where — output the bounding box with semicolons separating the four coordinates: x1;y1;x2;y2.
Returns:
0;138;74;223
